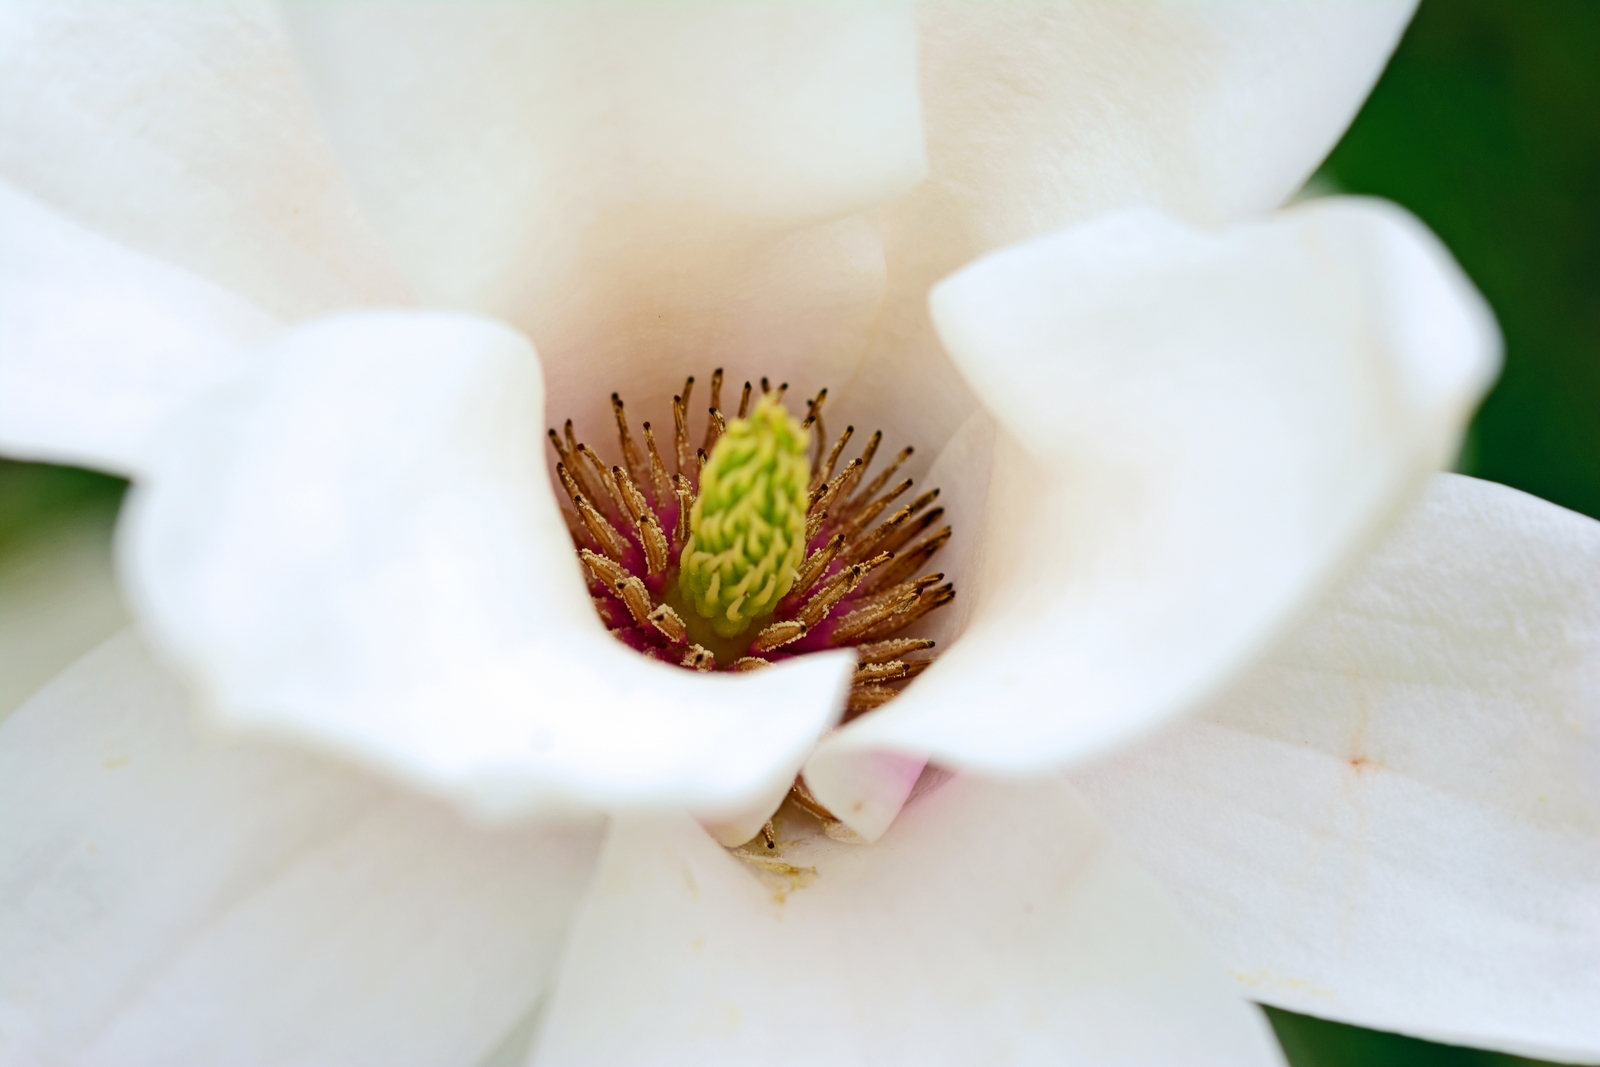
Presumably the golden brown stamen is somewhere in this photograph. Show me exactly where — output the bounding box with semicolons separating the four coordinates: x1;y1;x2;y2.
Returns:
641;422;673;505
846;685;898;713
811;424;852;494
793;533;847;596
611;394;650;492
751;618;808;653
737;381;753;419
847;445;912;513
575;495;630;562
648;603;688;644
854;637;936;664
682;645;716;671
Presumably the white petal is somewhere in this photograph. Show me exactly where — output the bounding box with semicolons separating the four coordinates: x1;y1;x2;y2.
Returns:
0;507;126;722
533;774;1283;1066
814;200;1499;789
1073;473;1600;1063
121;311;853;817
0;632;604;1067
0;182;277;475
284;2;922;413
847;0;1418;461
0;1;407;320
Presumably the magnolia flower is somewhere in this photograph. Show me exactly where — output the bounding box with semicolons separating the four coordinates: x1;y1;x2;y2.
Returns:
1;2;1596;1065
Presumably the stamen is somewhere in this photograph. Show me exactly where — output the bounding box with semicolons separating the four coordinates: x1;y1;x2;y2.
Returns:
853;637;936;664
810;425;853;494
846;685;898;713
829;587;919;644
611;394;649;491
703;407;726;454
738;381;753;418
611;464;650;526
579;547;628;589
841;477;914;541
672;392;693;478
575;496;630;562
641;422;674;505
615;576;656;626
839;430;882;503
672;475;693;545
863;527;952;595
648;603;687;644
576;444;628;519
793;533;846;595
731;657;772;671
752;618;807;653
702;369;725;453
682;645;716;671
848;445;912;513
789;775;838;823
878;506;945;559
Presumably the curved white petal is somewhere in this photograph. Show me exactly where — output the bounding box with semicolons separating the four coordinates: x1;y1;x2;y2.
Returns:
284;2;923;424
0;1;407;320
846;0;1418;463
812;199;1499;799
0;508;126;723
1073;474;1600;1063
0;183;277;475
533;774;1284;1066
801;408;996;840
0;632;604;1067
121;311;853;818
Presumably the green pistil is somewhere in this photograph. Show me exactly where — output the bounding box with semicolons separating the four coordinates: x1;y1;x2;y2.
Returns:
679;395;809;638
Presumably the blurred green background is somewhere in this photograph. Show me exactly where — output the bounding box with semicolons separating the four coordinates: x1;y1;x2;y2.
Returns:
0;0;1595;1063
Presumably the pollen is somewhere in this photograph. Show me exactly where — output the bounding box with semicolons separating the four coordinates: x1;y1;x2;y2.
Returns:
550;370;956;819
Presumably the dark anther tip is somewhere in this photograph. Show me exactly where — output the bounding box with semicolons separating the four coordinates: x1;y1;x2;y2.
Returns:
611;392;620;401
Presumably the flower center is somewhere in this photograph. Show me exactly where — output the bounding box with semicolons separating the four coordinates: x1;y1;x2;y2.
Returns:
549;369;954;721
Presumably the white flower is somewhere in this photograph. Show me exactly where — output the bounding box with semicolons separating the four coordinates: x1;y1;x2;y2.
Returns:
0;2;1595;1065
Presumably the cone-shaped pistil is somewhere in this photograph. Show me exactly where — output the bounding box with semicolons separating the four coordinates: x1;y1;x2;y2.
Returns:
679;395;809;637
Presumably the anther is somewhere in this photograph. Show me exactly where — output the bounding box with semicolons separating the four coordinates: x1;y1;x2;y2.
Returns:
579;548;628;589
752;618;807;653
839;430;882;502
681;645;716;671
731;657;772;671
846;685;898;713
810;425;853;494
575;496;630;562
849;445;912;512
853;637;935;664
703;407;726;454
615;576;656;626
641;421;673;504
576;444;628;519
793;533;846;595
611;394;649;491
648;603;687;644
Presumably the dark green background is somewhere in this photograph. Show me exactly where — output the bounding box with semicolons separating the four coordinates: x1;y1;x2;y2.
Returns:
1;1;1594;1063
